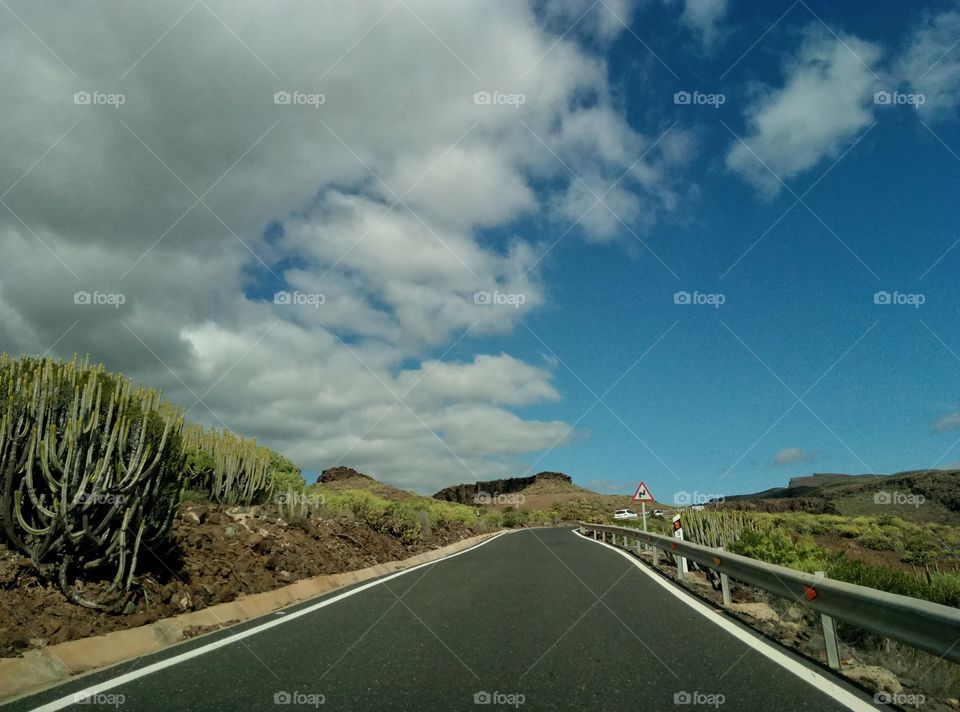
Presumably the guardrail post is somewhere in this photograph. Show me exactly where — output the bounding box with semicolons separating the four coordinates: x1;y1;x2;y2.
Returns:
651;545;658;567
816;571;842;670
718;546;732;606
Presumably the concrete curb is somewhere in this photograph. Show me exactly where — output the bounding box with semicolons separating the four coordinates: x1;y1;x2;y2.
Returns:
0;530;507;702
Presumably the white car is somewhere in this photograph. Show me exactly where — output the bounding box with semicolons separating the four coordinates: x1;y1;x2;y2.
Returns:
613;509;639;520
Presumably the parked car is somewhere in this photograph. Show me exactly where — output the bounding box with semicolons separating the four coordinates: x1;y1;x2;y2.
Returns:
651;509;665;518
613;509;639;520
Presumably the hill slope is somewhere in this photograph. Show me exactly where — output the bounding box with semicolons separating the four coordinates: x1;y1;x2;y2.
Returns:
718;469;960;524
314;466;413;501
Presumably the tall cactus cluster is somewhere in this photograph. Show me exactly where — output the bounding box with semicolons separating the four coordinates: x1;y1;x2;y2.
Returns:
183;424;274;505
683;509;769;549
0;355;186;609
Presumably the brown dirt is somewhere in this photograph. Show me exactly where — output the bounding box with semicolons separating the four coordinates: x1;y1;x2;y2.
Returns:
812;534;922;572
0;500;473;657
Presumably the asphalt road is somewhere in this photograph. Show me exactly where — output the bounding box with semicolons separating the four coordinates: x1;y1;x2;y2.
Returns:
6;528;880;712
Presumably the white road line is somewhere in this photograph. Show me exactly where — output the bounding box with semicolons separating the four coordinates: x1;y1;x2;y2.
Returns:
575;531;879;712
26;531;512;712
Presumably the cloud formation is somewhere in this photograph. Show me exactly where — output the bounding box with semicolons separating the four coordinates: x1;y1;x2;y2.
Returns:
679;0;729;50
933;411;960;433
897;4;960;119
772;447;813;465
726;27;881;195
0;0;684;492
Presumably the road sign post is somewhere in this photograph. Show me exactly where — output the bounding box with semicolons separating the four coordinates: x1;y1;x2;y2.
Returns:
632;481;655;544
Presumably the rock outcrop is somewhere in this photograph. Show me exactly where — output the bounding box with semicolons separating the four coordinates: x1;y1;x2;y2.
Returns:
432;471;572;504
316;466;372;485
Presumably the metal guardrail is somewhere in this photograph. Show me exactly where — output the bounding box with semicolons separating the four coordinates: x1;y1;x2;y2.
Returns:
578;522;960;666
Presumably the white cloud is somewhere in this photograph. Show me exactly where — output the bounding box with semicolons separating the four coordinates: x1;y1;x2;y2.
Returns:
396;354;560;406
0;0;685;492
679;0;729;50
933;411;960;433
896;4;960;119
773;447;812;465
726;27;881;196
438;404;570;456
539;0;635;43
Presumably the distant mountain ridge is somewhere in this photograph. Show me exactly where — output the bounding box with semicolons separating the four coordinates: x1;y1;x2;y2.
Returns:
716;468;960;522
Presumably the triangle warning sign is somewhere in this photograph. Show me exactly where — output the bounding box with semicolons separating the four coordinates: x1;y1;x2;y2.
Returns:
632;481;654;503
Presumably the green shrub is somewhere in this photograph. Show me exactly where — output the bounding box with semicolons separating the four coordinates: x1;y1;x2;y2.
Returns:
835;523;862;538
314;488;492;541
855;532;894;550
875;513;895;527
501;510;529;528
730;529;836;571
383;502;422;544
268;450;306;494
826;558;960;608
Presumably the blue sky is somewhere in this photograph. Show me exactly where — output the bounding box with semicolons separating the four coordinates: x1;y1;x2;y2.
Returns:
2;0;959;496
458;0;960;499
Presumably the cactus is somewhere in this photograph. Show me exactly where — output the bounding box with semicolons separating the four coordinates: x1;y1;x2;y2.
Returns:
684;509;769;549
0;355;186;609
183;424;273;505
277;488;308;522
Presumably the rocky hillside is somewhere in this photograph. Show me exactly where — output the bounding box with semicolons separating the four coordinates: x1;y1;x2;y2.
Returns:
433;471;573;504
315;466;412;501
716;469;960;523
